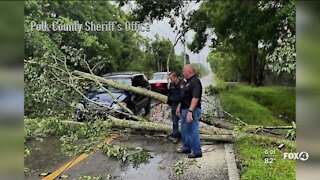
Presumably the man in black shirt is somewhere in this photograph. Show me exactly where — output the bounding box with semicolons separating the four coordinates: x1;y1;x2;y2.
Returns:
176;64;202;158
167;71;184;143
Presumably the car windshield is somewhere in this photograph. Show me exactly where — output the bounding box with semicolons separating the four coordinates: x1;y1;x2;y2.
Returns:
151;73;167;80
89;78;132;93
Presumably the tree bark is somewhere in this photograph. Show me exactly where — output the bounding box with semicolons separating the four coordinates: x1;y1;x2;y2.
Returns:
250;48;257;86
200;117;233;130
166;51;172;75
166;33;182;76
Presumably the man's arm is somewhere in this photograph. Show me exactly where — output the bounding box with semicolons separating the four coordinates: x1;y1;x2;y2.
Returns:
186;98;199;122
189;80;201;112
167;85;172;105
186;80;201;122
176;103;181;116
188;98;199;112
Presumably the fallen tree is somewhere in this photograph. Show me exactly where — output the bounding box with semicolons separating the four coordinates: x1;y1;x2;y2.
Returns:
44;58;295;148
201;116;233;130
105;117;295;149
104;115;234;136
59;117;295;148
57;59;295;133
62;119;234;142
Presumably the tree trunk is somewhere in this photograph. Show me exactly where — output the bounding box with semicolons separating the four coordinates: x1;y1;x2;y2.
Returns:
200;117;233;130
157;56;160;72
250;42;260;86
60;117;295;148
167;33;182;74
251;48;259;86
166;51;172;75
73;70;168;103
61;118;235;142
250;48;255;85
105;114;234;135
107;117;295;148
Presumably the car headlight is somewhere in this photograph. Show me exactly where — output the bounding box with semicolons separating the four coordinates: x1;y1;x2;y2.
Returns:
76;103;85;110
111;104;121;110
120;102;127;107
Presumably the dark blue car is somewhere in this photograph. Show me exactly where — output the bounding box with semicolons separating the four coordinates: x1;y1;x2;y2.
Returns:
76;72;151;121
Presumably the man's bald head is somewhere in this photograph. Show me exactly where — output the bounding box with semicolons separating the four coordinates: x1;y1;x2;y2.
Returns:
183;64;196;79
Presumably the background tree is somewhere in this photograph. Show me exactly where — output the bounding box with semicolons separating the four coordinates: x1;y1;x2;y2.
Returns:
24;1;184;117
188;0;296;85
121;0;195;73
266;1;296;78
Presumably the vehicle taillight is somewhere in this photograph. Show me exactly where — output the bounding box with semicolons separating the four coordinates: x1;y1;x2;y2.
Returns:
155;82;165;88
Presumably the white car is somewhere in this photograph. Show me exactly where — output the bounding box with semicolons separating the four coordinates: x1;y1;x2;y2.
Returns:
149;72;169;94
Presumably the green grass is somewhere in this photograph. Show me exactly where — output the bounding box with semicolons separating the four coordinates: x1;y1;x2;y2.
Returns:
220;92;288;126
214;77;296;179
236;136;296;180
233;86;295;121
216;79;295;126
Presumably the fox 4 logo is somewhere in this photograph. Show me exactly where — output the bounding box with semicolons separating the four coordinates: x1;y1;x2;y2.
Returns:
283;152;309;161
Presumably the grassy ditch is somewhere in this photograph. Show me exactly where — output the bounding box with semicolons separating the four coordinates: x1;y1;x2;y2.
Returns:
215;78;295;126
231;86;295;122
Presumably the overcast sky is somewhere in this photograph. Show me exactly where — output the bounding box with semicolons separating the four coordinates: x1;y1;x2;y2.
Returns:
120;1;211;68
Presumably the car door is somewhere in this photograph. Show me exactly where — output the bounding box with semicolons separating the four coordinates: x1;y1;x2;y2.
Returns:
132;75;148;112
142;75;151;108
143;75;151;90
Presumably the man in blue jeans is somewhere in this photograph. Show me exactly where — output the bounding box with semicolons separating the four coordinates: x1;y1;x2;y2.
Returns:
167;71;184;143
176;64;202;158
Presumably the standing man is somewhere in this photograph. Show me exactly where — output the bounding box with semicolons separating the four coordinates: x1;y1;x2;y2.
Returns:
176;64;202;158
167;71;184;143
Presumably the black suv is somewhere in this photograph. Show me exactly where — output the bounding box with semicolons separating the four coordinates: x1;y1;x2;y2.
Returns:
76;72;151;121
